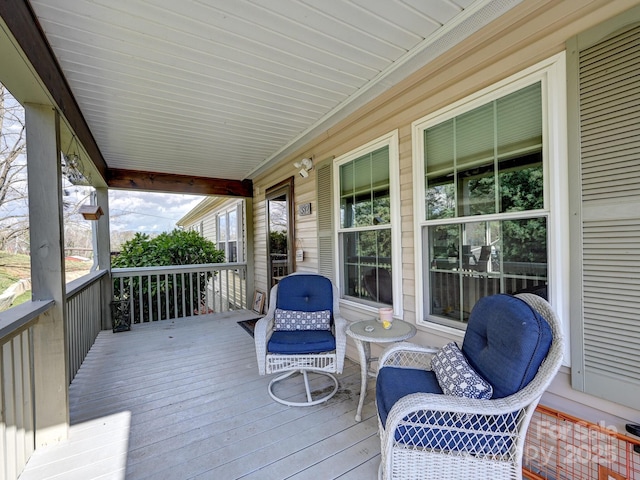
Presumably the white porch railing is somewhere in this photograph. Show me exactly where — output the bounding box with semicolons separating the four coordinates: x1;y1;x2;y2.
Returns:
0;300;54;480
112;263;248;324
1;269;110;479
65;270;108;381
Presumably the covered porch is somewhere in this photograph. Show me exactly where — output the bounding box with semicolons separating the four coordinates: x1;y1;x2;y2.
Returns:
3;1;640;478
18;311;380;480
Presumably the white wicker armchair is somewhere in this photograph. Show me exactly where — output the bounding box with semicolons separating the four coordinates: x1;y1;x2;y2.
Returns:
255;273;347;406
376;293;564;480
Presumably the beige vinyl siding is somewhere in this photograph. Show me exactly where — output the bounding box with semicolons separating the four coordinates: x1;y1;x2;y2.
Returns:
178;197;248;311
567;9;640;410
249;1;640;427
252;0;633;322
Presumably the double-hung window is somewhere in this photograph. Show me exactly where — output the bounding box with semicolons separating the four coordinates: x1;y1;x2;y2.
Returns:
414;55;567;329
335;131;401;313
217;205;240;262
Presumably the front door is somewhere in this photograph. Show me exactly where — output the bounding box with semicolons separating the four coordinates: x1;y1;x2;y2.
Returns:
266;177;294;289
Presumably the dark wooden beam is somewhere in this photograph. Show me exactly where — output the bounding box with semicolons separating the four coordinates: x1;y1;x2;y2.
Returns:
0;0;108;180
107;169;253;197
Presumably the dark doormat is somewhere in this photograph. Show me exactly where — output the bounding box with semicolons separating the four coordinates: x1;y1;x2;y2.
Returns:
237;318;260;337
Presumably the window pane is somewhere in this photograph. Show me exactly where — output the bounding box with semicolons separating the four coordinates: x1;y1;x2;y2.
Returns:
343;229;392;305
425;120;455;220
353;153;373;227
456;103;494;168
424;82;543;221
426;174;455;220
502;217;548;297
228;210;237;241
427;218;546;325
429;224;460;269
499;152;543;212
371;147;390;225
218;215;227;242
228;241;238;263
341;147;390;228
497;82;542;156
425;119;454;173
457;162;495;216
340;162;354;228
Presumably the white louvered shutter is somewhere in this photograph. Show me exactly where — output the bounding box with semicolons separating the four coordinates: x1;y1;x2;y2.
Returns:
572;23;640;408
316;159;335;282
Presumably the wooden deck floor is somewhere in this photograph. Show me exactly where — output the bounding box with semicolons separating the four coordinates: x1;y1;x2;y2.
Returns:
20;311;380;480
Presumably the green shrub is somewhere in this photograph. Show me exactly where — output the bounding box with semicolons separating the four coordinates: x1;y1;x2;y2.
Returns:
112;229;224;267
112;229;224;321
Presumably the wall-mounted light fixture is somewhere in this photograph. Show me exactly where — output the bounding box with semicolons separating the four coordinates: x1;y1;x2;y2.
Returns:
293;157;313;178
79;204;104;220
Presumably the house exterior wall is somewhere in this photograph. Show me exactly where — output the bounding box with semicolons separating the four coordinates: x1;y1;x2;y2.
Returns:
178;197;248;311
251;0;640;429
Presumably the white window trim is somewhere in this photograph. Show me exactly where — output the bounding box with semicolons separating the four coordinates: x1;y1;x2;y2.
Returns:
216;201;244;263
333;130;403;318
412;53;570;355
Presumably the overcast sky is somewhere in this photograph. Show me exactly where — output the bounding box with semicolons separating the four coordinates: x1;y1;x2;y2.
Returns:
108;190;206;233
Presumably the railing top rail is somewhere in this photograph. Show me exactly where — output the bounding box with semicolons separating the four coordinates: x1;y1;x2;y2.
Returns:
0;299;55;339
112;262;247;276
66;269;108;298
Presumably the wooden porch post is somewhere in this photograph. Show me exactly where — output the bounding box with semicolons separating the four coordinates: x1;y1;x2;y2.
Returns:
95;187;112;330
25;103;69;446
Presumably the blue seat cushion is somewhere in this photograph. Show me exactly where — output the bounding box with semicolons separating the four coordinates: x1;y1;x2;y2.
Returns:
267;330;336;355
376;367;442;426
376;366;518;454
276;275;333;313
462;294;552;398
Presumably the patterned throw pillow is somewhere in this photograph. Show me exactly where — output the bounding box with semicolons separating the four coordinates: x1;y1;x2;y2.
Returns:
431;342;493;399
273;309;331;331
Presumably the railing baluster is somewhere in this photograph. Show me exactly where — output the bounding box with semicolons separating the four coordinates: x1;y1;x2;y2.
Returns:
188;272;193;316
111;263;248;322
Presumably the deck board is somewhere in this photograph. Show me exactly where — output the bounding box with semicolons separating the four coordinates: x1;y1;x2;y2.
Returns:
20;311;381;479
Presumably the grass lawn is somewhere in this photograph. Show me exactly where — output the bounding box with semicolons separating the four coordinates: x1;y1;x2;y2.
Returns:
1;251;93;310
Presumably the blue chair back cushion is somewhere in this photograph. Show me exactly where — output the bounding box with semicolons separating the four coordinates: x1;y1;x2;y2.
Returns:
461;294;552;398
267;330;336;355
276;275;333;313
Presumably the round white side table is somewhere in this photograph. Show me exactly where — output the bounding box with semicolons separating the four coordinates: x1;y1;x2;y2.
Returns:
346;319;417;421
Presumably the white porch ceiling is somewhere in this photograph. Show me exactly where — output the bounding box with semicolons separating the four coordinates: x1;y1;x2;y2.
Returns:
28;0;520;181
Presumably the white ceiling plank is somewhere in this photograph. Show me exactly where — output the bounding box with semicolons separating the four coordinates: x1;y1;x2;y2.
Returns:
25;0;520;181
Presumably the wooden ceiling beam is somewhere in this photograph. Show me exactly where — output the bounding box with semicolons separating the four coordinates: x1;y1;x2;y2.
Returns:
107;169;253;197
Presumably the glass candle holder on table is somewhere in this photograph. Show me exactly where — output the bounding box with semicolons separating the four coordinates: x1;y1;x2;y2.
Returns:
378;307;394;329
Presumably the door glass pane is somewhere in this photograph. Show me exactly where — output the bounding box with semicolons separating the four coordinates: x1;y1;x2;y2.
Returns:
267;181;292;289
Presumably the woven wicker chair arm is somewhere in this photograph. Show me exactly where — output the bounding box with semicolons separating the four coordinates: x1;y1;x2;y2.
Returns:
386;391;533;425
333;314;347;337
378;342;440;372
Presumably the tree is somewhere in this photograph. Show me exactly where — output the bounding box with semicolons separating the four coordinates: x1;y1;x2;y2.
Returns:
112;229;225;321
0;85;28;251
